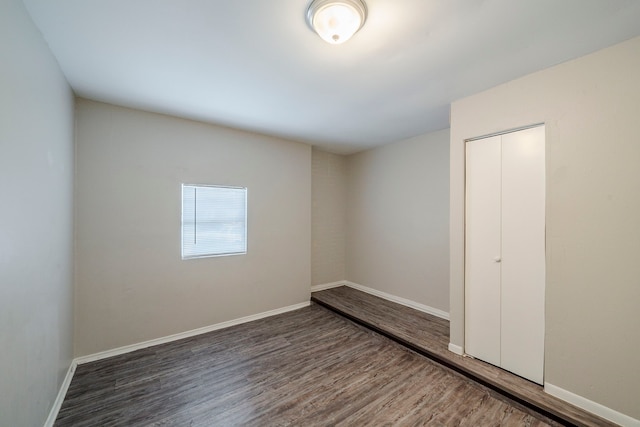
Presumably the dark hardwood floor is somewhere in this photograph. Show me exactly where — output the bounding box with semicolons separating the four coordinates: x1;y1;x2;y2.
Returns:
56;303;561;426
311;286;616;427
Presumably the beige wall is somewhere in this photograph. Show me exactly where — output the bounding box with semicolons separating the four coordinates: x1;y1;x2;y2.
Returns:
75;99;311;356
450;36;640;418
0;0;75;425
346;129;450;312
311;148;347;286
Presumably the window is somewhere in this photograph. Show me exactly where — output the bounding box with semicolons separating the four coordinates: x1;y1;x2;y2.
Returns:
181;184;247;259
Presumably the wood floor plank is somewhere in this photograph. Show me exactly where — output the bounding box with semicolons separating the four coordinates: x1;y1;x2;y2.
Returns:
56;303;561;426
311;286;617;427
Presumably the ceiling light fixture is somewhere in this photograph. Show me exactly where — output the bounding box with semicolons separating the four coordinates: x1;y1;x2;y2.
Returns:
306;0;367;45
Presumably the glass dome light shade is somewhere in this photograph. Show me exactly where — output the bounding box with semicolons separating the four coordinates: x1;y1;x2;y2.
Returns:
307;0;367;45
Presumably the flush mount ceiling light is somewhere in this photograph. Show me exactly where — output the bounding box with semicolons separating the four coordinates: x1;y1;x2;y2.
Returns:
306;0;367;45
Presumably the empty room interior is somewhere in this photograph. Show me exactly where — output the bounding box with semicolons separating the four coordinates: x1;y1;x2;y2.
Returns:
2;0;640;425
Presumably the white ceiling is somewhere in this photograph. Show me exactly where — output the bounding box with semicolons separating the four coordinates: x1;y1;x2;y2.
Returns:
22;0;640;154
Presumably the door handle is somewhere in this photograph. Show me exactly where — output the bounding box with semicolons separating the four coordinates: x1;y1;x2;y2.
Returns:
493;257;502;263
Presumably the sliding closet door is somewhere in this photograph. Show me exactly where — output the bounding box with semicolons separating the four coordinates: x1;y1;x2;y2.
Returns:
464;135;502;367
501;126;545;384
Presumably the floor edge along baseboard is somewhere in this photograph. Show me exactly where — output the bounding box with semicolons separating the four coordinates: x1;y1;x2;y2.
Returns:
312;281;450;321
310;281;346;292
74;301;311;365
544;383;640;427
343;281;450;321
44;362;76;427
448;342;464;355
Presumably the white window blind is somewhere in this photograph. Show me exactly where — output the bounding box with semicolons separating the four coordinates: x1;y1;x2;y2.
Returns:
182;184;247;259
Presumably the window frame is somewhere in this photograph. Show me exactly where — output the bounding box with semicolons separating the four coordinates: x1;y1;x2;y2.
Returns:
181;183;248;260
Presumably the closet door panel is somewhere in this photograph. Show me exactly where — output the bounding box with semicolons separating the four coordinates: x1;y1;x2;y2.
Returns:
501;126;546;384
465;136;502;366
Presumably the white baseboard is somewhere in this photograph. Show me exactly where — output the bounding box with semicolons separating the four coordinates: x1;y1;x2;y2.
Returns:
311;281;347;292
343;281;449;320
74;301;310;365
448;343;464;355
44;362;76;427
545;383;639;427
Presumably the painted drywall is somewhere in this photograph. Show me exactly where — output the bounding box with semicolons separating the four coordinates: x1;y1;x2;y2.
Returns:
74;99;311;356
0;1;75;425
311;148;347;286
450;36;640;418
346;129;450;312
